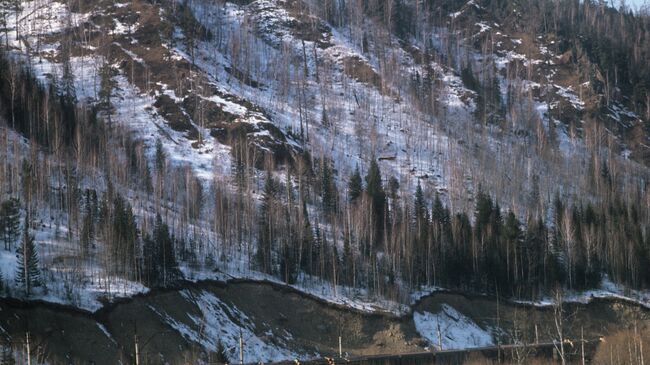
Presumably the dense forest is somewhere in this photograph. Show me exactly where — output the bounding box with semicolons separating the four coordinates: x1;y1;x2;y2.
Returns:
0;0;649;307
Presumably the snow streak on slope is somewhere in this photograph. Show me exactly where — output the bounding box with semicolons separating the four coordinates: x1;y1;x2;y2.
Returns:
514;276;650;310
414;304;494;350
151;289;301;363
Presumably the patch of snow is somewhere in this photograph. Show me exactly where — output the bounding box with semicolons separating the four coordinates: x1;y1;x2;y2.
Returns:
554;84;585;110
414;304;494;350
476;22;491;33
155;289;301;363
97;323;117;345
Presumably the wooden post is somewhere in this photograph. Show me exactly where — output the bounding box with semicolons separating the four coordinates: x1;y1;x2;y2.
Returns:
338;336;342;358
535;324;539;345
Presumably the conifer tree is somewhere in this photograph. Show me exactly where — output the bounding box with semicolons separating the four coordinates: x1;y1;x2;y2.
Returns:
321;160;336;215
155;138;166;175
414;181;426;221
154;214;178;287
98;61;117;127
0;198;20;250
348;165;362;202
299;200;314;274
257;171;277;274
342;233;353;286
15;219;40;296
110;195;139;280
80;190;95;255
20;159;32;209
365;159;386;241
279;241;297;284
215;339;229;364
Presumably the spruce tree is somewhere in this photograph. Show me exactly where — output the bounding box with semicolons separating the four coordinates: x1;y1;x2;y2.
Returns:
98;61;117;126
388;176;399;203
155;138;166;175
153;214;178;287
342;234;353;286
0;198;20;250
414;181;426;221
348;165;362;202
365;159;386;241
215;339;229;364
20;159;32;208
80;191;95;254
60;48;76;105
321;160;336;215
299;200;314;275
15;220;40;296
412;181;428;285
110;195;138;280
279;242;296;284
256;171;277;274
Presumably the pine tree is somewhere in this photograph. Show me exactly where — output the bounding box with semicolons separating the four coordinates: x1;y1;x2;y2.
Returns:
299;200;314;275
110;195;139;280
257;171;277;274
80;210;93;255
279;241;297;284
388;176;399;204
80;191;95;255
412;181;429;285
15;220;40;296
342;233;353;286
20;159;32;208
0;198;20;250
98;61;117;126
348;165;362;202
215;339;229;364
321;160;336;215
59;45;76;105
153;214;178;287
155;138;166;175
414;181;426;221
365;159;386;241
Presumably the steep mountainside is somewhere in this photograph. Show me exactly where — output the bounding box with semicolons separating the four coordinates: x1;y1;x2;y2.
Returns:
0;0;649;360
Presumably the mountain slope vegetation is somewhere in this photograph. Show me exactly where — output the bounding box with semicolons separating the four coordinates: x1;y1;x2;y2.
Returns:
0;0;648;341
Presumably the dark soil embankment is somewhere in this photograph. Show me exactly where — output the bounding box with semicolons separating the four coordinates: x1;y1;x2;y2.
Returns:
1;281;649;364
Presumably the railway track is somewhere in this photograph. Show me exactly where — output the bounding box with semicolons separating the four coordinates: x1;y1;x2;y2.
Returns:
252;340;601;365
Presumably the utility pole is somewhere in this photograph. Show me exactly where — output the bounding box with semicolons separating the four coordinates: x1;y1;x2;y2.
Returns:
135;334;140;365
25;332;31;365
338;313;343;358
239;328;244;365
134;322;140;365
581;326;585;365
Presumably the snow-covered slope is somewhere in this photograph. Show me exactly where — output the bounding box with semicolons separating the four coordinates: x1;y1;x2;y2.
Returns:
1;0;650;356
414;304;494;350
